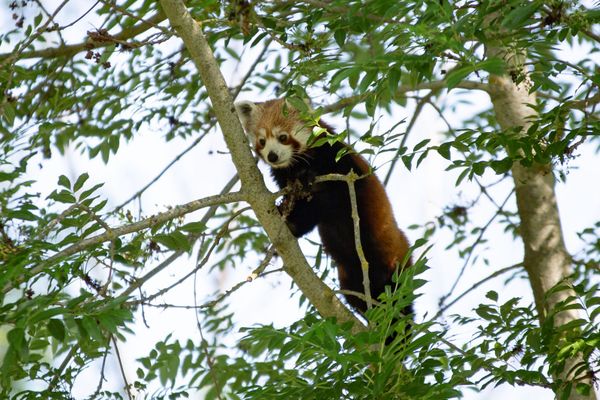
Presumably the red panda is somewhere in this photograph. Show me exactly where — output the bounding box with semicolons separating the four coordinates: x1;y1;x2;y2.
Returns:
235;98;412;316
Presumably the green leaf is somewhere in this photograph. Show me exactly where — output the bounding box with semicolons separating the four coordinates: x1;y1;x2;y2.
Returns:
96;314;119;334
48;319;66;342
7;327;26;357
180;222;207;233
153;231;191;252
30;307;65;324
486;291;498;302
437;143;451;160
29;339;50;350
502;2;540;29
58;175;71;189
33;13;43;27
455;168;470;186
478;57;505;75
475;305;498;321
334;30;346;47
575;383;591;396
100;142;110;163
358;70;377;93
79;182;104;200
472;162;485;176
401;154;414;170
2;102;15;126
5;209;37;221
388;67;402;96
286;96;309;113
81;316;104;342
330;68;355;91
0;170;18;182
48;189;77;204
445;65;473;89
7;327;25;349
490;158;513;174
73;172;90;192
99;44;115;64
413;139;431;152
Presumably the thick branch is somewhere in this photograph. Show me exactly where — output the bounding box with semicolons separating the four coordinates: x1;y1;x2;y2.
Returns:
0;12;166;63
1;191;245;294
158;0;364;332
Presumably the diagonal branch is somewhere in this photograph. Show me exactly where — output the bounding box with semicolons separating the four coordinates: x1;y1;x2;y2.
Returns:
158;0;364;332
1;191;246;295
0;12;167;63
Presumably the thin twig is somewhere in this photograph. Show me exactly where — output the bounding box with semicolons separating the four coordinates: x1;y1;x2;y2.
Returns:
582;29;600;44
47;346;77;391
60;1;101;29
433;263;523;320
77;204;116;292
136;268;284;310
345;170;373;310
137;207;251;304
200;246;279;310
93;342;111;396
336;289;382;307
439;189;515;308
112;336;133;400
246;245;277;281
35;203;78;240
231;39;273;99
112;40;271;214
111;120;217;214
383;90;436;186
119;174;242;298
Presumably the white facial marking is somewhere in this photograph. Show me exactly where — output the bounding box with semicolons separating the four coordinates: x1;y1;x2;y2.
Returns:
259;125;294;168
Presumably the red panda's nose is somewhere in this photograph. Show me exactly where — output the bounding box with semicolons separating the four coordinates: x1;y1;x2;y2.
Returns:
267;151;279;163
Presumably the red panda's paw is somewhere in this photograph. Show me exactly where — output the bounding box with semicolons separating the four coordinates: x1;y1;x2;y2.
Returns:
295;167;316;190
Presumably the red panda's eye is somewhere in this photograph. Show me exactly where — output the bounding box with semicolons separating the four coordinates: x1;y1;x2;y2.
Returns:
278;134;288;143
258;138;266;146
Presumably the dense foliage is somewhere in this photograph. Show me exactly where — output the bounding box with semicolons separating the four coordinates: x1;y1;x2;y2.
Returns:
0;0;598;399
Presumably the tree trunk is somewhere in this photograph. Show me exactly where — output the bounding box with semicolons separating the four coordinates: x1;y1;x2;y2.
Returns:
487;61;596;400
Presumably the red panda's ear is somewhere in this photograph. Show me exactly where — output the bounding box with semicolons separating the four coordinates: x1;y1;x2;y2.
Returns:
234;100;260;135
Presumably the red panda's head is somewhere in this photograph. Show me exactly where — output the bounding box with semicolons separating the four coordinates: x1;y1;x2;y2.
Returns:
235;99;312;169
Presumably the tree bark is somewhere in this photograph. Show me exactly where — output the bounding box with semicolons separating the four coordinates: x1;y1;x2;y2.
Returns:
487;58;596;399
158;0;364;333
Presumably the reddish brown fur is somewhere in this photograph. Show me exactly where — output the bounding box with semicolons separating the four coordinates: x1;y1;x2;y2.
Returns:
237;99;412;315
